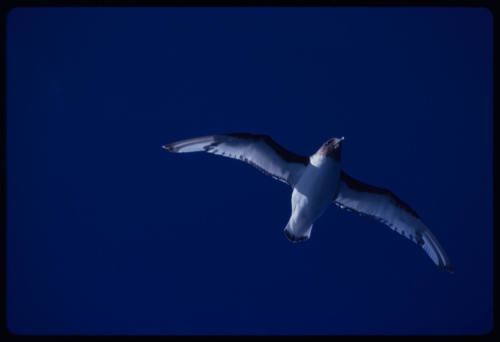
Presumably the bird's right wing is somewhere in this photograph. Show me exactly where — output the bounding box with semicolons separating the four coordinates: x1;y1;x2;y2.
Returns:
334;170;452;272
163;133;309;187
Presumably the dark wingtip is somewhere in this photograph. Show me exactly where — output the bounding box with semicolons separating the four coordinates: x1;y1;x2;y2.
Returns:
162;144;175;152
441;264;454;273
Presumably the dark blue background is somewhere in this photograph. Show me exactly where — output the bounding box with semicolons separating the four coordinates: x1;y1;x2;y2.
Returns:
6;7;492;335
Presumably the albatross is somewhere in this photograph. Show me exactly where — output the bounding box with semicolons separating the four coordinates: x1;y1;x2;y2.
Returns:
163;133;453;272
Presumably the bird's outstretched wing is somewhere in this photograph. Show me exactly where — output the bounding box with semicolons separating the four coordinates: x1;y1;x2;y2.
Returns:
333;170;452;272
163;133;309;187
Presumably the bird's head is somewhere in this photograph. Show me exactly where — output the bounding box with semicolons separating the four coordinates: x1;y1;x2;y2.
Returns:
316;137;344;161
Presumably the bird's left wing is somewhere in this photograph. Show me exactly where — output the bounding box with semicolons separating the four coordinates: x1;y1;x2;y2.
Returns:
163;133;309;187
334;170;452;272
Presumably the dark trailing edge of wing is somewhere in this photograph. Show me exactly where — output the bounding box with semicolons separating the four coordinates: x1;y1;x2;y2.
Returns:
338;171;420;219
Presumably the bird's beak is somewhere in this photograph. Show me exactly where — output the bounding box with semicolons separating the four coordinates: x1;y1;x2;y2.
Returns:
340;137;345;141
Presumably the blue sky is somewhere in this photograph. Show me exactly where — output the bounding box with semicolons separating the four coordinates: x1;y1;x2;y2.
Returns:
6;7;492;334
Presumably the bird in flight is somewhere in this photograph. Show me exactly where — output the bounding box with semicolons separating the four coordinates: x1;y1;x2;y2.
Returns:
163;133;452;272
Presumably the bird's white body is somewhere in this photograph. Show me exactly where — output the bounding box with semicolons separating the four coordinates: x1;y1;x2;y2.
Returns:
285;154;341;239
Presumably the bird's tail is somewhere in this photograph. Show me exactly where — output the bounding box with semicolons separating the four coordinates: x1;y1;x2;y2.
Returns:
283;221;312;243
